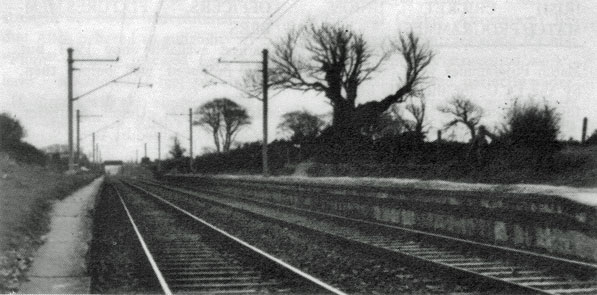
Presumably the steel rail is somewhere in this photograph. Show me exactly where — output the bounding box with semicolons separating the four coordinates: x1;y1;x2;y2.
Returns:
138;178;597;295
124;180;347;295
162;178;597;272
112;184;173;295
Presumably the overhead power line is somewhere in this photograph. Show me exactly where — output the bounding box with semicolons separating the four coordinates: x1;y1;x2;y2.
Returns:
222;0;302;63
338;0;379;23
221;0;295;59
126;0;164;107
269;0;293;18
151;120;189;140
116;2;128;57
141;0;166;63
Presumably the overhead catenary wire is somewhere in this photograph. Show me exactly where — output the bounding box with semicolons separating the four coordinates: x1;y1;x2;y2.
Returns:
337;0;379;23
151;119;189;140
116;2;128;57
214;0;301;70
141;0;166;63
201;69;284;101
136;0;166;86
220;0;297;59
269;0;294;18
126;0;165;114
201;0;303;96
239;0;303;53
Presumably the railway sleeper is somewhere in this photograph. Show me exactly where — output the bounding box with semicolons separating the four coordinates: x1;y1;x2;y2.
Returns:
168;270;261;277
172;281;282;290
542;287;597;294
166;276;265;283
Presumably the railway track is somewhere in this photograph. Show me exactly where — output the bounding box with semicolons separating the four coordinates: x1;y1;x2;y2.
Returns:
130;178;597;295
107;180;343;294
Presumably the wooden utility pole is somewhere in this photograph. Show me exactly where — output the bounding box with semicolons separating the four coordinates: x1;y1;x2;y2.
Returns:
582;117;588;143
76;110;80;164
76;110;101;165
66;48;125;172
189;108;193;171
262;49;269;176
158;132;161;171
67;49;74;171
215;49;270;176
92;132;95;163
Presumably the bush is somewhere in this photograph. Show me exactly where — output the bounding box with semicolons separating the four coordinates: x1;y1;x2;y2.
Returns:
0;113;24;147
498;98;561;168
2;142;47;166
586;129;597;145
0;113;47;166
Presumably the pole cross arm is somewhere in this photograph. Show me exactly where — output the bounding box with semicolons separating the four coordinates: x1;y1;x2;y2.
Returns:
218;58;261;64
73;68;139;101
73;57;119;62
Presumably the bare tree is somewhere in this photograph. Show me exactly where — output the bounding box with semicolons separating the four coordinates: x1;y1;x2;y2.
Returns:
398;95;427;139
439;95;484;142
264;23;433;135
194;98;251;153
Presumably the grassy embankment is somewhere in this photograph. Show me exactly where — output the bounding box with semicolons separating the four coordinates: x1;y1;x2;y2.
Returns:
0;153;99;292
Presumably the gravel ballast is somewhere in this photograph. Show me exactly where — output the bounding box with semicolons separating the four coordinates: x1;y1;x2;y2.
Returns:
88;185;159;293
140;182;492;294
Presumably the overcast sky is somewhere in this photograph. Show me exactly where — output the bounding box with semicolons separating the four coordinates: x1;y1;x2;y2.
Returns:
1;0;595;162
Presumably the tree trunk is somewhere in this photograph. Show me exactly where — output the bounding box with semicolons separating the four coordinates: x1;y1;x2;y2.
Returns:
213;132;220;153
331;101;357;134
223;133;231;152
466;123;476;143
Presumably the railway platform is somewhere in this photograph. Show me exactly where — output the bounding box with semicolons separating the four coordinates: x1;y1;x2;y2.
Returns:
168;174;597;263
19;176;104;294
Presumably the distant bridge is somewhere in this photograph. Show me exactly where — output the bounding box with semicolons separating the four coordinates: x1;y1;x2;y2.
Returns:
103;160;123;175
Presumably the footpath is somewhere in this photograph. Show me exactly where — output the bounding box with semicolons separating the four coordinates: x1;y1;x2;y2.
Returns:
19;176;104;294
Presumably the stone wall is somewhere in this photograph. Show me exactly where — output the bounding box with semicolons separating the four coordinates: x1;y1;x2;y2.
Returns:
166;175;597;262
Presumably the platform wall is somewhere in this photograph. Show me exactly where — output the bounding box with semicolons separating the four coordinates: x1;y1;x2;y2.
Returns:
166;175;597;263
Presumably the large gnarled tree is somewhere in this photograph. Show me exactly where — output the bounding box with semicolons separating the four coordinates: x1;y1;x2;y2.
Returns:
266;23;433;136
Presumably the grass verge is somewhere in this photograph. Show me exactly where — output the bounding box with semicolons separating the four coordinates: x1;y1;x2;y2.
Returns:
0;153;99;292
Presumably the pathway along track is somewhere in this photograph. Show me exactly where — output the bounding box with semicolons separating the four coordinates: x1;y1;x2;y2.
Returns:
107;180;343;294
130;178;597;295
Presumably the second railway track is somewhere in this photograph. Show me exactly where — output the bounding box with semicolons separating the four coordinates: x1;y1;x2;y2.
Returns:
107;180;343;294
129;178;597;295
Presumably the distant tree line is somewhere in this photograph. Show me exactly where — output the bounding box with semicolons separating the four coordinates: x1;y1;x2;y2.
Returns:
153;94;576;180
153;22;589;180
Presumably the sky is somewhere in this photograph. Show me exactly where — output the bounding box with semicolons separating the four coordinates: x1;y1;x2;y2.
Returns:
1;0;596;162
